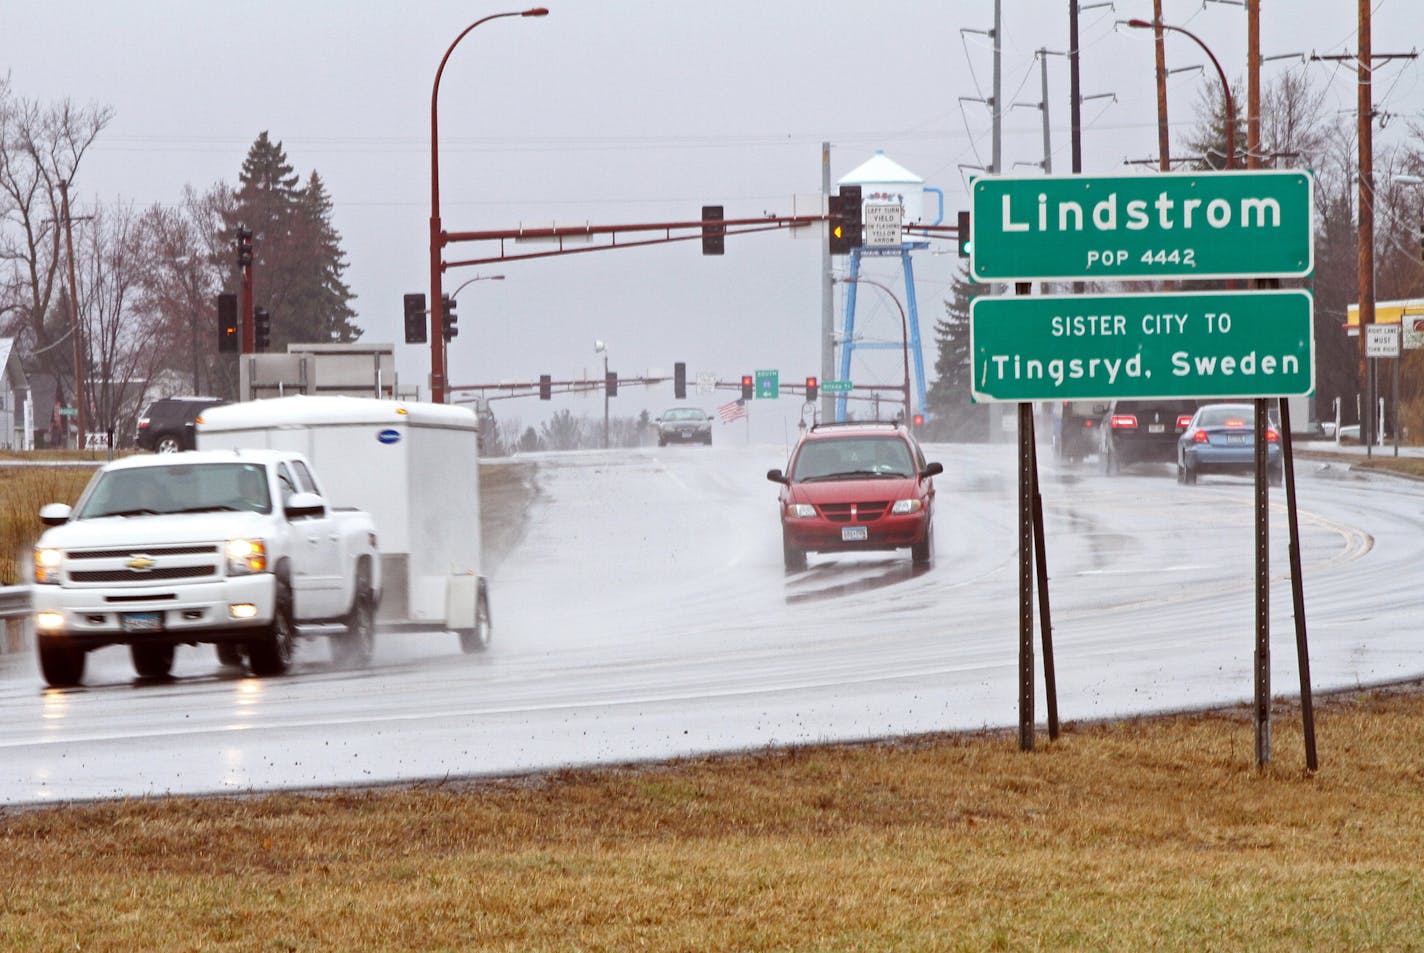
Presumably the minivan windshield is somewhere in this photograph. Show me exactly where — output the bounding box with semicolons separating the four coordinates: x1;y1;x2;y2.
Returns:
791;436;915;481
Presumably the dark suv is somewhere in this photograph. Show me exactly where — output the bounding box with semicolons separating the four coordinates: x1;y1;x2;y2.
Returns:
134;397;228;453
1100;399;1199;474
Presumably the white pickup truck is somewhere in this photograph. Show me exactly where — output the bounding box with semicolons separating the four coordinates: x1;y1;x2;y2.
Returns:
31;449;381;687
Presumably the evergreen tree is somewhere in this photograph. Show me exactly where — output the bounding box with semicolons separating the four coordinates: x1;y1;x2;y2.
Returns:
1180;81;1248;170
924;263;988;441
220;132;357;348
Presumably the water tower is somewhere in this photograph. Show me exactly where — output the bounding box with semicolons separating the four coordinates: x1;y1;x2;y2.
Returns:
835;151;943;424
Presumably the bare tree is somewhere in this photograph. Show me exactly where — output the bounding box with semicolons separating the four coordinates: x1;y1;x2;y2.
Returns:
0;81;112;396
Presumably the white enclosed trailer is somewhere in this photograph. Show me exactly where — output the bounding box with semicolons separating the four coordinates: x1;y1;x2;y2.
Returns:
197;395;490;652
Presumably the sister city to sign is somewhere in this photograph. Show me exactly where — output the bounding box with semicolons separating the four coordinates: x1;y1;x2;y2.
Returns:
969;290;1314;403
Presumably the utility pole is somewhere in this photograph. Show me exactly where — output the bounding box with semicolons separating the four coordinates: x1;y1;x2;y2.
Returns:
1068;0;1082;173
1038;49;1052;174
59;179;85;450
821;141;834;424
991;0;1002;175
1357;0;1376;454
1152;0;1170;171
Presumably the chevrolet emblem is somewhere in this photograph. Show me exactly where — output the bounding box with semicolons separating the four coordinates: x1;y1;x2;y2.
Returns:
126;555;157;571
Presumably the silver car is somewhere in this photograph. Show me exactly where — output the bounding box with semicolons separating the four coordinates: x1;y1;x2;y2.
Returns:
655;407;713;446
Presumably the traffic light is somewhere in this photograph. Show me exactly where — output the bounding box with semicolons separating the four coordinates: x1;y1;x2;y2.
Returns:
957;209;972;258
828;185;863;255
805;377;818;403
701;205;724;255
217;293;238;353
253;307;271;352
539;374;552;400
236;226;253;268
442;293;457;341
741;375;754;400
912;413;925;430
605;371;618;397
403;293;427;344
674;362;687;399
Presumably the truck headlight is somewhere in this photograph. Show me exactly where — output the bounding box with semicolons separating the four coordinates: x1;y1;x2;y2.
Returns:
34;547;63;584
225;538;268;575
891;499;923;515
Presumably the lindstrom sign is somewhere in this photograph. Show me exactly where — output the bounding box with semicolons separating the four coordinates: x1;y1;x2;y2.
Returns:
970;290;1315;403
970;170;1314;282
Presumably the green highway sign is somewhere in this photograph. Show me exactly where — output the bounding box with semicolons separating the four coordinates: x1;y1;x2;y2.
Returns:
58;407;77;417
821;379;853;394
971;170;1314;281
754;369;779;399
970;290;1314;403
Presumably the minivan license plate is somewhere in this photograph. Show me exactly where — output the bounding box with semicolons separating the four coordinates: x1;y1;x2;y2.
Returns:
842;526;868;542
121;612;162;633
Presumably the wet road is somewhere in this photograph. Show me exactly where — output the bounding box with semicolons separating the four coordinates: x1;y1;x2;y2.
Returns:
2;441;1420;806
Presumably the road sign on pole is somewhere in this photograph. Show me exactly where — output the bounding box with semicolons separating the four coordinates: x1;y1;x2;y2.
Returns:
1366;323;1400;359
970;289;1315;402
754;369;779;399
864;203;902;248
820;379;853;394
970;170;1314;281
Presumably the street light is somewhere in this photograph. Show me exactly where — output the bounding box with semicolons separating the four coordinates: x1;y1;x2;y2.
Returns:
594;339;609;448
838;277;911;426
1126;18;1235;170
429;7;548;404
448;273;505;301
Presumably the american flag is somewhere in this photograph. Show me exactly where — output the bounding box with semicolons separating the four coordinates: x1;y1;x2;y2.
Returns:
718;398;747;423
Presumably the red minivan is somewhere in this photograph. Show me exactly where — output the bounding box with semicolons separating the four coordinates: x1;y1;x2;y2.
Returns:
767;422;943;572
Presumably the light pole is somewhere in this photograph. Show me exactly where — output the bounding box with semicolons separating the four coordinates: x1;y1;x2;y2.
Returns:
429;7;548;404
594;339;609;449
839;277;911;426
442;275;504;395
1126;18;1235;170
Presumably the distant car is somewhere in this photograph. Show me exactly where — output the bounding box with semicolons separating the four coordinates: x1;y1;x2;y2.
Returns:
767;421;943;572
1177;402;1283;485
1052;399;1110;462
1100;399;1198;474
655;407;713;446
135;396;229;453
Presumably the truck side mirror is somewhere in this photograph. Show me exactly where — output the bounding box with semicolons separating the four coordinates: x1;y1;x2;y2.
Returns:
39;503;72;526
284;491;327;520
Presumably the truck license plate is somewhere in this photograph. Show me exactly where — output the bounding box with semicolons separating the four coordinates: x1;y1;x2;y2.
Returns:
121;612;163;633
842;526;868;542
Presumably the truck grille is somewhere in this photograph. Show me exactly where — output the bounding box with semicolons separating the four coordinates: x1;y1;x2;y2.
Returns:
59;543;223;587
69;565;216;583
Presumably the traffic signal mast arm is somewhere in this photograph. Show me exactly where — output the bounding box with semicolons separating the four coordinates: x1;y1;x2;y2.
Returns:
440;214;823;269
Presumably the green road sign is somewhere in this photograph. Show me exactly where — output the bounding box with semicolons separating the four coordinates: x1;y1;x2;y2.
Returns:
970;290;1314;403
821;379;853;394
754;369;779;399
971;170;1313;281
58;407;77;417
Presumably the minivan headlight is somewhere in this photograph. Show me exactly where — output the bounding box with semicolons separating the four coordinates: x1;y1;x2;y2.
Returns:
891;499;923;515
788;503;817;519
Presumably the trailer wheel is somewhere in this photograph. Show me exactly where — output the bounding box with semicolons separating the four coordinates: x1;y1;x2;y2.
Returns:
131;643;174;679
248;585;295;676
332;579;375;668
39;640;86;688
458;581;492;654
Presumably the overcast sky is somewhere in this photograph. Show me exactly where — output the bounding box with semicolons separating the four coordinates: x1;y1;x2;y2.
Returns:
4;0;1421;444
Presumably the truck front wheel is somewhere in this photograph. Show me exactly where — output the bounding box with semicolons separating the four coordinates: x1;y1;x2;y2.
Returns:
247;588;295;676
39;640;86;688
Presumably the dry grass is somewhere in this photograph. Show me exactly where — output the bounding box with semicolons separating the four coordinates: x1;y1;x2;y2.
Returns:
0;467;96;585
3;689;1424;951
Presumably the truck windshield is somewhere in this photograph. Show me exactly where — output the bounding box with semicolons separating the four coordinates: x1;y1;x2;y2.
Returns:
75;463;272;518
